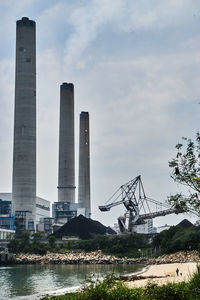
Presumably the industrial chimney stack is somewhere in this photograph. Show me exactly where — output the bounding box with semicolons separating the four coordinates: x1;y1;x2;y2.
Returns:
78;112;91;217
12;17;36;231
57;83;75;203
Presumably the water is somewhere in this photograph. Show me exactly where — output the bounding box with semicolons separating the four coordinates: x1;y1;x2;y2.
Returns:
0;263;145;299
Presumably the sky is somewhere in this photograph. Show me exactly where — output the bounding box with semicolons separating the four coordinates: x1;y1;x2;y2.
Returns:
0;0;200;227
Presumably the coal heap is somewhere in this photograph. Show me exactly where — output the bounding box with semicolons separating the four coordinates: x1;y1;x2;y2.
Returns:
177;219;193;229
53;215;116;239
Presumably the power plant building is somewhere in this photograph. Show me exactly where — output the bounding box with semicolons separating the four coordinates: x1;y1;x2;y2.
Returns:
12;17;37;232
78;112;91;218
0;193;50;231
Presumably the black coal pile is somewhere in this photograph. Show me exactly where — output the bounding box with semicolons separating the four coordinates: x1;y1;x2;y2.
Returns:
53;215;116;239
176;219;193;229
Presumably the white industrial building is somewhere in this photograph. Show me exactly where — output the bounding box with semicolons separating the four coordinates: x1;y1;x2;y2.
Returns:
156;224;171;233
52;202;89;226
133;219;154;234
0;228;15;240
0;193;50;225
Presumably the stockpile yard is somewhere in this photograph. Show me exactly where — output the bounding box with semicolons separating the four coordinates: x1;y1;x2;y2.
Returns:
53;215;116;239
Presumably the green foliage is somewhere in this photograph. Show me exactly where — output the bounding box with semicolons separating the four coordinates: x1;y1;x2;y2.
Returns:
8;233;149;257
8;238;21;253
42;274;144;300
41;269;200;300
9;226;200;257
152;224;200;254
48;236;56;249
144;281;189;300
9;231;31;253
71;234;148;258
168;132;200;215
8;231;48;254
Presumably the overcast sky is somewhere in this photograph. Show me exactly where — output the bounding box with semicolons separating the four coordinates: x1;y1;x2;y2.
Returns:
0;0;200;227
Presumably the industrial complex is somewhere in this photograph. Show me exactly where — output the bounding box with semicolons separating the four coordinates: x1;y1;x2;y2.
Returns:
0;17;183;239
0;17;91;236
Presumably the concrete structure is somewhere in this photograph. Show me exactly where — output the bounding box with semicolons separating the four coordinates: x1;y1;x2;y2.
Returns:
78;112;91;218
12;17;36;232
112;223;121;234
52;202;79;225
38;217;54;236
0;228;15;240
0;197;13;230
57;83;75;203
133;219;153;234
0;193;50;230
0;197;12;215
52;201;88;227
157;224;171;233
35;196;50;223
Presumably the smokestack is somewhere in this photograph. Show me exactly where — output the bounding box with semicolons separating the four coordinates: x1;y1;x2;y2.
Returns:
12;17;36;230
78;111;91;217
57;83;75;203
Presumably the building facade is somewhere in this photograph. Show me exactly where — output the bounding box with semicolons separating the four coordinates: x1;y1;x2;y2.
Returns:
133;219;154;234
0;193;50;231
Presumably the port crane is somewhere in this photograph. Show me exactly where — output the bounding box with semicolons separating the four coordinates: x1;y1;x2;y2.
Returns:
99;175;183;233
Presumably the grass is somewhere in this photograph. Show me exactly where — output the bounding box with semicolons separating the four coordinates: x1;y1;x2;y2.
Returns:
41;265;200;300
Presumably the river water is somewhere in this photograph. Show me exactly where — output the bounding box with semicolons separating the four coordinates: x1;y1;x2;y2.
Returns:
0;263;145;299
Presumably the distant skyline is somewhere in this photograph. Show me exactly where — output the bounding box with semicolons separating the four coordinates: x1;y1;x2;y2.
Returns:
0;0;199;226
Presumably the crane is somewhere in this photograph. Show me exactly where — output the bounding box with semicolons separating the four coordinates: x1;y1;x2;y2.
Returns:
99;175;183;233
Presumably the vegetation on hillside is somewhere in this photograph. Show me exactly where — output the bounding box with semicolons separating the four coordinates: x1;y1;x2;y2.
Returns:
152;223;200;254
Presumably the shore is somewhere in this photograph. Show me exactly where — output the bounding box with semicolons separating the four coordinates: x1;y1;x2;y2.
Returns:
125;262;198;287
14;250;200;264
14;251;140;264
1;250;199;265
41;262;198;299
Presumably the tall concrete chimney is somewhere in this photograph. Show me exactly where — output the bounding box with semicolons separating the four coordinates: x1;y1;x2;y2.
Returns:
78;112;91;217
12;17;36;231
57;83;75;203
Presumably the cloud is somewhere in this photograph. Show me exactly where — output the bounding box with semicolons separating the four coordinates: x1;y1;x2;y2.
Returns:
60;0;199;75
0;58;14;192
0;0;200;227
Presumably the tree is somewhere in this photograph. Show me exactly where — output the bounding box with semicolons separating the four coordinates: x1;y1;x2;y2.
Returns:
31;232;47;254
48;235;56;249
168;132;200;215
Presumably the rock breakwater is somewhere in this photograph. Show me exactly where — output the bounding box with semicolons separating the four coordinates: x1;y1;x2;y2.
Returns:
15;251;144;264
148;250;200;264
5;250;200;265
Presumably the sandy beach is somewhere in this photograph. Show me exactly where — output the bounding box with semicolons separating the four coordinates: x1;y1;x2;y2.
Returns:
126;262;198;288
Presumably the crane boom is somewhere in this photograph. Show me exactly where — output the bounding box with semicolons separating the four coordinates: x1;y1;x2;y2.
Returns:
99;175;184;233
138;207;181;222
99;200;126;211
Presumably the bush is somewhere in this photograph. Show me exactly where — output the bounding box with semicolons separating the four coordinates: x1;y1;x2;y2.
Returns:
41;268;200;300
152;225;200;254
